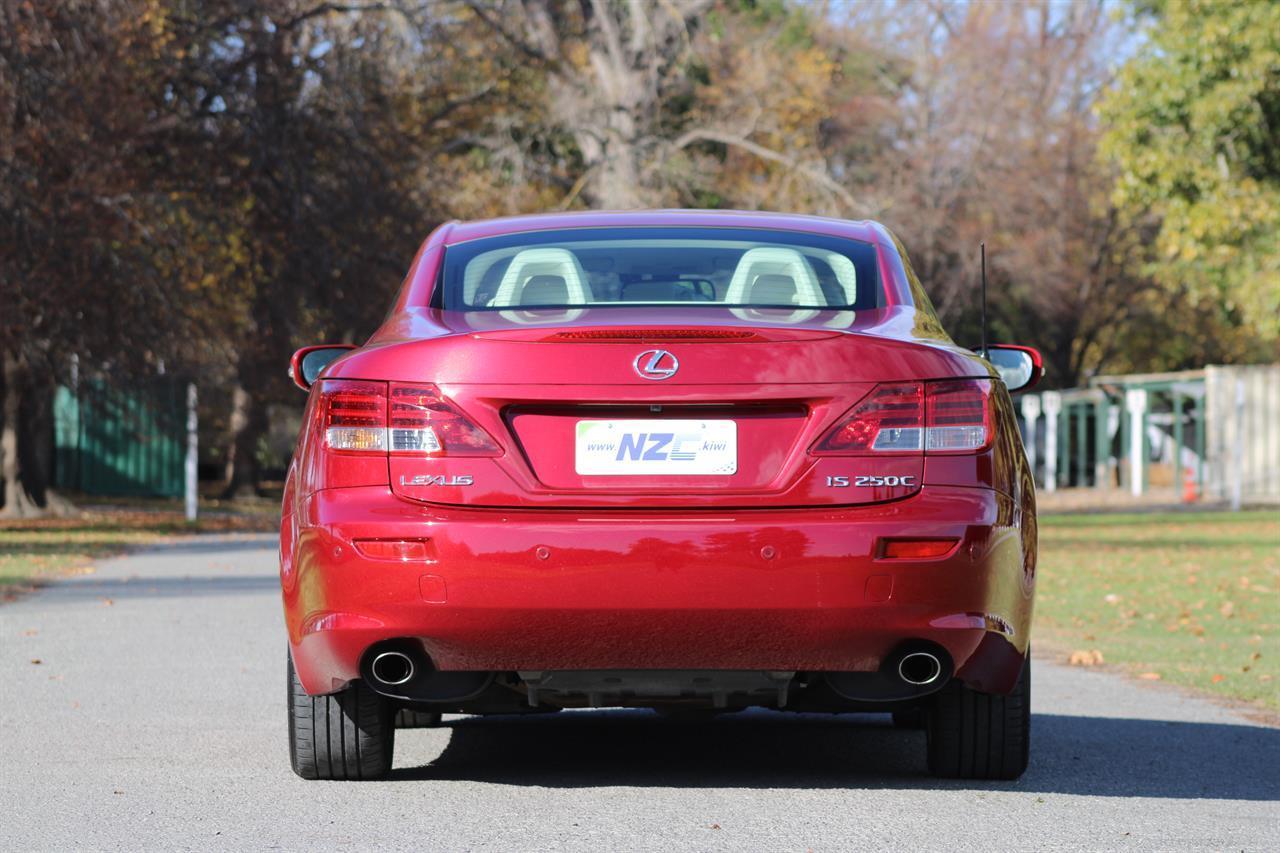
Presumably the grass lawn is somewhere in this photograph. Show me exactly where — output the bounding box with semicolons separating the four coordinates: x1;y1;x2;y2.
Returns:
1036;509;1280;712
0;499;277;598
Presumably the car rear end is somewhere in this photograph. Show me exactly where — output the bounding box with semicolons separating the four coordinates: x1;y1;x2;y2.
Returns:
281;214;1037;780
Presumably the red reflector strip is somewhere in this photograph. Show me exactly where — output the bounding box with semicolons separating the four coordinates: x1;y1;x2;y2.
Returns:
353;539;431;561
880;539;958;559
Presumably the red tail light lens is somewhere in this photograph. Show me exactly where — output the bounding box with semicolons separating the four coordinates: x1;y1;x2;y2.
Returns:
813;383;924;454
812;378;994;456
318;380;500;457
388;383;500;456
321;380;388;453
925;379;993;453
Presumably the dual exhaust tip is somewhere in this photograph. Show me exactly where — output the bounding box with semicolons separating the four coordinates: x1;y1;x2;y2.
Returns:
373;646;942;690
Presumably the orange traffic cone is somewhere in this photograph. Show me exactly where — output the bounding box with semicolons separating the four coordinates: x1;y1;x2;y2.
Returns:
1182;467;1197;504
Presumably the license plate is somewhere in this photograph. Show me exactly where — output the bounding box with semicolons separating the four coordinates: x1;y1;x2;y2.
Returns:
575;419;737;475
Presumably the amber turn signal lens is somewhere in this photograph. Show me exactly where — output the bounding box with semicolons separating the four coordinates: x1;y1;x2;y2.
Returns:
880;538;957;559
353;539;431;561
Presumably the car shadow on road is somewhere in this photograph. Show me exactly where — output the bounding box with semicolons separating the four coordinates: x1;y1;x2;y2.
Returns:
389;709;1280;800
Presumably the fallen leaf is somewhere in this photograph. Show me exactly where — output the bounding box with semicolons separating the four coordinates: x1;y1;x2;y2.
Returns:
1138;672;1162;680
30;659;42;665
100;598;114;607
1104;594;1121;605
1219;601;1235;618
22;629;38;636
1211;674;1224;684
710;824;721;830
1068;649;1105;666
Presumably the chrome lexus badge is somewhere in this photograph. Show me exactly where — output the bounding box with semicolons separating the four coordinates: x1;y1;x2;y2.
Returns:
634;349;679;380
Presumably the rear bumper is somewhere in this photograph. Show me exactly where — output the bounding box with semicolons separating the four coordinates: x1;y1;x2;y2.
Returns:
282;485;1033;696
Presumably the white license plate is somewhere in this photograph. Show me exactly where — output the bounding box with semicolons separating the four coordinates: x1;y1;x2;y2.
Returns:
575;419;737;475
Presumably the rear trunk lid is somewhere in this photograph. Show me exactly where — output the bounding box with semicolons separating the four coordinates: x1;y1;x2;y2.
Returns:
338;312;980;509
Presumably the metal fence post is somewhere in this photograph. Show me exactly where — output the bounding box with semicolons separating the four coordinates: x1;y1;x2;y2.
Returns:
1042;392;1061;493
185;383;198;522
1021;394;1041;487
1126;388;1148;497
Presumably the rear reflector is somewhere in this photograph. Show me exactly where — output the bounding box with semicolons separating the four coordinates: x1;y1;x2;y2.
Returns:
880;538;958;559
812;378;994;456
353;539;432;561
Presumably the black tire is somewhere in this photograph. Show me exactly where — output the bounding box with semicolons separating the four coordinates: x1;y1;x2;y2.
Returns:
926;656;1030;780
288;652;395;780
395;708;442;729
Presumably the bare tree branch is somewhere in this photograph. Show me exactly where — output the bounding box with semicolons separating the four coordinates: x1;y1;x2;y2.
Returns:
672;129;860;213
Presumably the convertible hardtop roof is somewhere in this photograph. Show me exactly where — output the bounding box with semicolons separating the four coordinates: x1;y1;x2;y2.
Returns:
438;209;890;246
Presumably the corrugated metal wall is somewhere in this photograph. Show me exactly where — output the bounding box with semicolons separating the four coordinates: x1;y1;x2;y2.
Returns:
53;379;186;497
1205;364;1280;503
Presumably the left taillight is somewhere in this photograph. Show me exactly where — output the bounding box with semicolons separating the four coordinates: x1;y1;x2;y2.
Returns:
321;380;388;453
388;383;500;456
317;379;500;457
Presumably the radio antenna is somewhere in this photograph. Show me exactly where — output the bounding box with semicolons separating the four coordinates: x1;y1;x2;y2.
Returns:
980;242;988;357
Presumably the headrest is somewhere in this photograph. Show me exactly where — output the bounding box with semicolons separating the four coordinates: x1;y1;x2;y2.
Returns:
521;274;568;305
748;273;797;305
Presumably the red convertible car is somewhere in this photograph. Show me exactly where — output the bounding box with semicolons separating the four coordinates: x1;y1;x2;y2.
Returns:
281;210;1042;781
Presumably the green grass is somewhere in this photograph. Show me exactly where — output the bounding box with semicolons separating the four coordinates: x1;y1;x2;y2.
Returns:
1036;509;1280;711
0;499;277;596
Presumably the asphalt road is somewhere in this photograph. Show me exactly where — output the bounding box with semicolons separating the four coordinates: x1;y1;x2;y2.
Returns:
2;534;1277;852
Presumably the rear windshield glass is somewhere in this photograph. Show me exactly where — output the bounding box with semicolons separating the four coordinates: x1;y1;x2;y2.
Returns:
434;227;882;313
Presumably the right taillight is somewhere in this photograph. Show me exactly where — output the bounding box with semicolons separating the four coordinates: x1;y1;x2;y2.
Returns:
812;378;993;456
813;382;924;454
925;378;993;453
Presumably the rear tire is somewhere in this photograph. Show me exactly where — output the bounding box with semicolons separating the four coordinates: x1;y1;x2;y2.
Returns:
288;652;395;780
926;656;1030;780
395;708;442;729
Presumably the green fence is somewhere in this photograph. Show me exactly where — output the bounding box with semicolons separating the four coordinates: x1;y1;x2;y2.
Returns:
54;379;187;497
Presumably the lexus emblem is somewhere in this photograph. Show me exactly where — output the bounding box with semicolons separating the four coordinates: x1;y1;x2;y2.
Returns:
634;349;679;380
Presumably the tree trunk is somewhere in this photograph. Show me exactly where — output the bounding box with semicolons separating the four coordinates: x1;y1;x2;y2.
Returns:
220;381;265;499
1;350;40;518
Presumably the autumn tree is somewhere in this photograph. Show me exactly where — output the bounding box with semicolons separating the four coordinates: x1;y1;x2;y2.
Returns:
1099;0;1280;348
0;0;215;516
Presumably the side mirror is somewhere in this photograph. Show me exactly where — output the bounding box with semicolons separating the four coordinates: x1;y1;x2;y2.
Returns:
290;345;356;391
980;345;1043;393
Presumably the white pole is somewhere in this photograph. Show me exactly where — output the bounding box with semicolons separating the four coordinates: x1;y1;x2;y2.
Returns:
1021;394;1041;487
1042;392;1060;493
185;382;198;522
1126;389;1148;497
1231;377;1245;511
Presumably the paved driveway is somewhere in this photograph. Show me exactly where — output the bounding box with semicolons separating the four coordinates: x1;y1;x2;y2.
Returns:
2;534;1277;851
